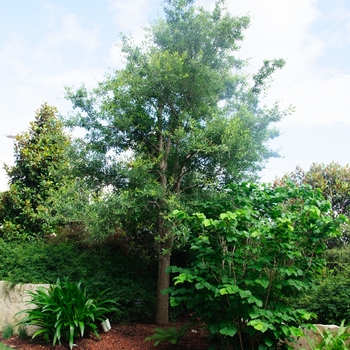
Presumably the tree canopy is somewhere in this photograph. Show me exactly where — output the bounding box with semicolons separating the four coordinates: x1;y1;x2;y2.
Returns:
0;103;70;240
276;162;350;247
65;0;289;323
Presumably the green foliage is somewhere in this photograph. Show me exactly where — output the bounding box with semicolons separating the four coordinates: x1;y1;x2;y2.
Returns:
278;162;350;247
145;324;190;346
0;343;12;350
1;324;13;340
305;321;350;350
303;275;350;325
166;183;345;349
0;238;157;323
16;278;119;349
0;103;71;240
297;246;350;324
17;326;28;339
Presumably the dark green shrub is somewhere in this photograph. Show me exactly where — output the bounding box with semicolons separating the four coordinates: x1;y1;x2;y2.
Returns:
0;238;157;323
16;278;119;349
298;246;350;324
17;326;28;339
323;246;350;274
305;275;350;324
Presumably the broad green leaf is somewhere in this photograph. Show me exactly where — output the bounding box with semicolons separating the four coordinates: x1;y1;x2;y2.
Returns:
251;231;261;238
290;326;304;337
219;325;237;337
239;290;252;298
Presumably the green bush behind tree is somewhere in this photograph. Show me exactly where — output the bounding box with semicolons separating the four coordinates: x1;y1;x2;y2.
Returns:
0;238;157;323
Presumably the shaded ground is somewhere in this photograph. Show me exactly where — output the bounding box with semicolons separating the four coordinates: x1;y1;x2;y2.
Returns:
1;321;209;350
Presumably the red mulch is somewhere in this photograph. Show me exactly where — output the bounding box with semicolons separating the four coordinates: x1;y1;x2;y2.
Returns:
1;321;209;350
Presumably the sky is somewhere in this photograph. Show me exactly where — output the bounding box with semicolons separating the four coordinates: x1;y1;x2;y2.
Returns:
1;0;350;191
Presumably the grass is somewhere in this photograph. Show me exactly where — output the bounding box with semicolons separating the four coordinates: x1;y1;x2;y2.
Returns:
0;343;12;349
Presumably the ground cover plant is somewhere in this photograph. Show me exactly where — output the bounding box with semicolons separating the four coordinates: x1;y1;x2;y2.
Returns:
167;182;346;349
145;323;191;346
16;278;119;349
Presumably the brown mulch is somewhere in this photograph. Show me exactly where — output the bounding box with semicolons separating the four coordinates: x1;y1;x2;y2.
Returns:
1;321;209;350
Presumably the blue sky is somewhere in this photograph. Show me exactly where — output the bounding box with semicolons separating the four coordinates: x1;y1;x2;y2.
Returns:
1;0;350;191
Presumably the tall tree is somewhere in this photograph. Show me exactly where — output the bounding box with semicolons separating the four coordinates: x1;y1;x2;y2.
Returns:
65;0;289;323
0;103;70;240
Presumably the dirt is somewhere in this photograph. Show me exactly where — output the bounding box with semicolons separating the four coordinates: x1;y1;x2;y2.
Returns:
1;321;209;350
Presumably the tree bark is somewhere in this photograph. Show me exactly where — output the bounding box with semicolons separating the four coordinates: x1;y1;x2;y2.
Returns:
155;235;172;324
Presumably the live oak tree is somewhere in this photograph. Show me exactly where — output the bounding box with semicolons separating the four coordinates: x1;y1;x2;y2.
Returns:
65;0;289;324
0;103;70;239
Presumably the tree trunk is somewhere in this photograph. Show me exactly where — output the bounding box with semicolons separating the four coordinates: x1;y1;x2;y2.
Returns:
155;241;171;324
155;216;173;324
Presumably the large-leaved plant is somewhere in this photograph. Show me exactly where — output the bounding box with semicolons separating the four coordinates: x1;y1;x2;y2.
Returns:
166;183;346;349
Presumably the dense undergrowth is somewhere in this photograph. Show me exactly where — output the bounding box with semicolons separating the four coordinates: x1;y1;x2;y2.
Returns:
0;234;158;323
296;245;350;325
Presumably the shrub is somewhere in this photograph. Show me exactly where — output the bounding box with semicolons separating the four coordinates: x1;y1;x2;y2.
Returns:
297;246;350;324
16;278;119;349
300;274;350;325
0;239;157;323
167;183;345;349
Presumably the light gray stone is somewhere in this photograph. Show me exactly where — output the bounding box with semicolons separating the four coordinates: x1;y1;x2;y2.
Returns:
0;281;49;335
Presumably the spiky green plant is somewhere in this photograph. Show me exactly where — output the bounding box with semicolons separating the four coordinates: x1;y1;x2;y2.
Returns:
16;278;119;349
304;321;350;350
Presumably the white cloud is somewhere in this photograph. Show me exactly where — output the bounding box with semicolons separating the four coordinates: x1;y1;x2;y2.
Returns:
0;34;29;76
56;14;99;50
219;0;350;126
107;0;161;42
106;0;163;69
31;13;100;68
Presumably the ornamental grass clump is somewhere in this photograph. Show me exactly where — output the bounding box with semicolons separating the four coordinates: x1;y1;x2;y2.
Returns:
16;278;119;349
